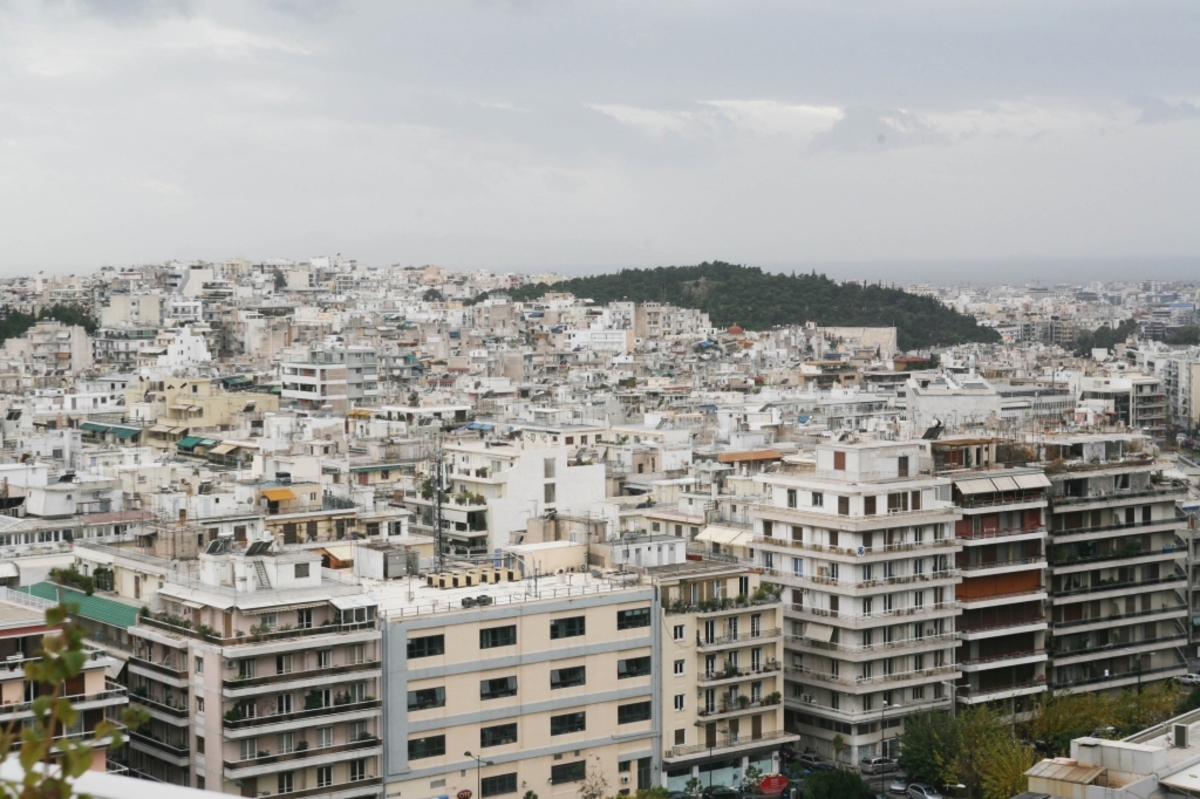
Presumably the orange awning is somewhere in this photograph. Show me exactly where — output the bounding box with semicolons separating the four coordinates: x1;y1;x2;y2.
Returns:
261;488;297;502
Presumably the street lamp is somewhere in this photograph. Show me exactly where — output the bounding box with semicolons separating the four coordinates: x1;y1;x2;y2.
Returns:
464;751;493;799
694;722;715;789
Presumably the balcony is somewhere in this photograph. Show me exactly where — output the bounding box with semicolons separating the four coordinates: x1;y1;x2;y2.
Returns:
1051;515;1185;542
128;653;189;680
271;776;382;799
130;692;189;720
959;680;1047;704
789;602;959;629
667;596;782;617
957;524;1047;543
1050;632;1188;666
697;628;782;651
959;649;1047;671
1050;486;1185;509
223;660;381;698
763;567;959;595
958;616;1047;640
223;699;381;734
1050;540;1185;571
786;664;958;692
696;696;784;720
1053;663;1187;692
0;684;127;723
222;738;382;778
1052;602;1188;632
755;533;957;561
140;616;376;648
787;632;959;661
959;557;1045;576
697;663;783;687
1051;572;1187;603
128;729;190;764
663;730;799;762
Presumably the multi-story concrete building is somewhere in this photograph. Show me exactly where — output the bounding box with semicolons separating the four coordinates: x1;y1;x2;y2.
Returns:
648;562;798;791
376;558;659;799
933;437;1051;715
1079;374;1168;440
126;545;382;795
752;439;963;763
280;345;380;413
0;588;129;773
1041;433;1189;692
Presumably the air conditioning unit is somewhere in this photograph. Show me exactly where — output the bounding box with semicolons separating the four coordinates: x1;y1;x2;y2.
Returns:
621;777;630;784
225;661;237;669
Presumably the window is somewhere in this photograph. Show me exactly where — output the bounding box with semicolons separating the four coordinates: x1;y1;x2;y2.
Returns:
482;774;518;797
618;701;652;724
317;649;332;669
551;666;586;689
812;492;824;507
348;643;366;664
350;759;367;782
617;608;651;630
317;767;332;788
551;761;586;784
408;634;445;659
674;659;685;675
294;563;310;579
196;696;204;712
674;694;685;711
276;693;293;713
261;613;278;630
276;654;293;675
544;458;556;478
408;735;446;760
618;656;652;678
240;739;258;761
550;616;585;639
350;720;368;740
865;495;877;515
408;687;445;711
278;773;294;795
480;723;518;747
347;682;366;703
238;659;255;679
278;732;294;754
317;727;333;749
833;451;846;470
912;685;925;700
550;712;586;735
481;676;518;700
194;656;204;674
480;625;517;649
787;489;797;508
838;496;850;516
544;483;556;504
196;735;205;754
673;624;685;641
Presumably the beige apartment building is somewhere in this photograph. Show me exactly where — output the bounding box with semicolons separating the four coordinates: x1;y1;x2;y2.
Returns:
647;562;798;791
126;544;382;797
376;566;660;799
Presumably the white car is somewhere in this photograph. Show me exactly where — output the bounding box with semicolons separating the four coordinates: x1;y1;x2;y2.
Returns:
1178;673;1200;686
906;785;943;799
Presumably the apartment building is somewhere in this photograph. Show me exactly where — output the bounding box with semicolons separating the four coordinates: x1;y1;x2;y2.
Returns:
1041;434;1189;691
377;564;659;799
280;346;380;413
933;437;1050;715
752;440;963;763
1079;375;1167;440
0;588;129;772
648;562;797;791
126;544;382;796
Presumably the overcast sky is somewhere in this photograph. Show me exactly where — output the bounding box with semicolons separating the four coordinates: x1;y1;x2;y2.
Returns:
2;0;1199;280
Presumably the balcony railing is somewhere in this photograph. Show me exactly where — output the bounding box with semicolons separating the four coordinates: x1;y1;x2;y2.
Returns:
1052;603;1188;629
1050;539;1185;567
960;648;1043;666
1051;487;1184;506
787;632;959;654
957;523;1046;540
664;729;797;759
755;534;956;556
1054;663;1185;689
129;729;190;757
140;616;376;647
223;660;380;689
128;654;189;678
697;628;782;648
697;696;783;718
960;557;1044;572
697;663;782;684
1050;515;1185;540
223;737;380;771
959;615;1045;633
271;776;382;799
1053;571;1187;598
130;692;189;718
0;685;127;719
223;699;381;730
1051;632;1187;660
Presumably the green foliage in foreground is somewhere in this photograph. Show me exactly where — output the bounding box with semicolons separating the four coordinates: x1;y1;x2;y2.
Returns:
493;261;1000;350
801;768;872;799
0;603;146;799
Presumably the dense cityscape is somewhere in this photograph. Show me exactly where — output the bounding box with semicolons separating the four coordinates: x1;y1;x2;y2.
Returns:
0;259;1199;799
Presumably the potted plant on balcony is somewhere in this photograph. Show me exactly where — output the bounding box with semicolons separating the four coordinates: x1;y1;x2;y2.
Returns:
737;695;751;709
295;740;309;755
764;691;782;705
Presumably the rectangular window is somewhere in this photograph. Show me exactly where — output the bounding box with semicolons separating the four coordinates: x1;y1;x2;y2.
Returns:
317;766;332;788
481;676;518;700
812;492;824;507
480;723;519;748
317;727;333;749
276;654;293;675
238;659;255;679
618;701;652;724
408;687;446;711
787;489;797;508
865;495;877;515
277;732;294;754
240;739;258;761
833;451;846;470
617;608;651;630
550;712;586;735
674;694;685;711
294;563;310;579
194;656;203;674
551;762;586;785
278;773;293;795
348;643;365;664
674;659;685;675
350;759;367;782
408;735;446;760
196;735;205;754
480;625;517;649
550;666;586;689
550;616;585;639
838;496;850;516
482;774;518;798
407;634;445;659
673;624;686;641
618;656;652;678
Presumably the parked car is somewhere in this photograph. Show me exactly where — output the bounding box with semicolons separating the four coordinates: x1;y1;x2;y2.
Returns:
796;755;824;770
1178;673;1200;686
702;787;740;799
887;776;909;794
861;757;899;775
906;785;943;799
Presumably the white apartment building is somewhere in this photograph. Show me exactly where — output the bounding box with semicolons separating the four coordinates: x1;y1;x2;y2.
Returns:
751;440;963;763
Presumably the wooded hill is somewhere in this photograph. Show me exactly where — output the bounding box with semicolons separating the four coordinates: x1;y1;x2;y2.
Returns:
497;262;999;351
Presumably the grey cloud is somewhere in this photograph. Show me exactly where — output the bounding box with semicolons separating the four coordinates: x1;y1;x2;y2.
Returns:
808;107;949;154
1131;95;1200;124
52;0;195;22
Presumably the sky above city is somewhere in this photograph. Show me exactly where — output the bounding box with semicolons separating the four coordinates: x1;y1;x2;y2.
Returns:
2;0;1199;280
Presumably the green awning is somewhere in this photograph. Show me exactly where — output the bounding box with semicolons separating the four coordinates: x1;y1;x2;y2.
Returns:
20;582;144;629
176;436;203;450
269;385;282;394
197;438;219;447
80;422;110;433
110;427;140;440
221;375;250;386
